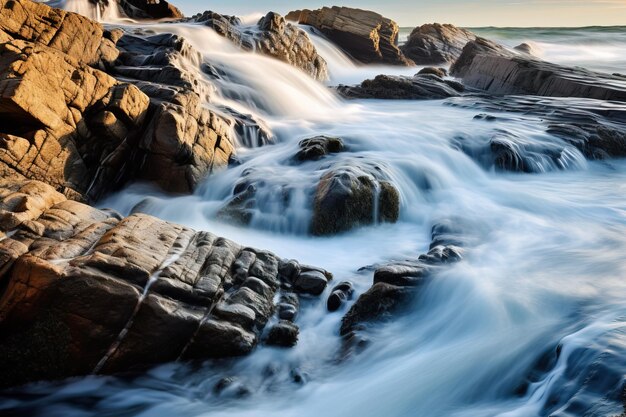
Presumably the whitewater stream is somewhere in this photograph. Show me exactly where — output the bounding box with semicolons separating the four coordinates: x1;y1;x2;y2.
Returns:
2;2;625;417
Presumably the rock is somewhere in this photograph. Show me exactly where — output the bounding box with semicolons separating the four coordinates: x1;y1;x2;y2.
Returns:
514;42;541;56
401;23;476;65
265;321;299;347
193;11;328;81
293;269;329;296
449;95;626;164
294;136;345;162
327;281;354;312
0;38;150;201
277;293;299;321
311;163;400;236
340;221;465;337
337;73;464;100
0;179;331;388
417;66;448;77
450;37;626;102
0;0;119;69
119;0;183;20
286;7;413;66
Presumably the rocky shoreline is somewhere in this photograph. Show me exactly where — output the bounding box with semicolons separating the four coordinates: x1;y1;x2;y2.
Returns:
0;0;625;399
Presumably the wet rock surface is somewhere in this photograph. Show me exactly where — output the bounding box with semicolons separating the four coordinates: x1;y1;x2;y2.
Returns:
119;0;183;19
311;162;400;236
286;6;413;66
340;220;466;337
337;73;464;100
294;136;345;162
401;23;476;65
0;180;330;388
193;11;328;81
450;37;626;102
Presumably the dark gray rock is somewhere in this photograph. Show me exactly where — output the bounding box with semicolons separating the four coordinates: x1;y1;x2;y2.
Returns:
327;281;354;312
265;321;299;347
295;136;345;162
337;74;464;100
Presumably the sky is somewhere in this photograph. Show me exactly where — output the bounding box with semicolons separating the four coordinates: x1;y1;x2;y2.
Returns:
174;0;626;27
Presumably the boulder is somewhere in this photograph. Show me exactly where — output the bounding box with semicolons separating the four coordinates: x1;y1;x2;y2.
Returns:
0;179;331;387
401;23;476;65
311;163;400;236
337;73;464;100
327;281;354;312
193;11;328;81
118;0;183;20
265;320;299;347
450;37;626;102
286;7;413;66
513;42;541;56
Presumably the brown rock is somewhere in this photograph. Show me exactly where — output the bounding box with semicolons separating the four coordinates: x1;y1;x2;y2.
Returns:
287;7;413;66
194;11;328;80
401;23;476;65
0;180;331;387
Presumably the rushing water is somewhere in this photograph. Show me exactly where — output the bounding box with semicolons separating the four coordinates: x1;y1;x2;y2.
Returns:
4;4;626;417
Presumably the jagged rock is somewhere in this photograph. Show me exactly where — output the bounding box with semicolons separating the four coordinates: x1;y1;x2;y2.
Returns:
401;23;476;65
0;38;150;200
294;136;345;162
286;7;413;66
193;11;328;81
0;180;330;388
311;163;400;236
119;0;183;20
340;221;465;337
450;37;626;102
265;320;299;347
0;0;118;69
337;73;464;100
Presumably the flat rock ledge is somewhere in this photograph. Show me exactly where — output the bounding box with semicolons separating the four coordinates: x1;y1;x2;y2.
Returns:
0;180;331;388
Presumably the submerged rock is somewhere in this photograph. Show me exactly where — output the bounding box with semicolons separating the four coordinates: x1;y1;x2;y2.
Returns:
327;281;354;312
450;37;626;102
265;321;299;347
286;6;413;66
337;73;464;100
401;23;476;65
0;180;331;388
193;11;328;81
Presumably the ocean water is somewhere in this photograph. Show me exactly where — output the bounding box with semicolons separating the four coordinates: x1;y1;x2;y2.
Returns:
2;4;626;417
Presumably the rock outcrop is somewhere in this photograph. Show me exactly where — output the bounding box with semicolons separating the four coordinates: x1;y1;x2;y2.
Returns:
401;23;476;65
450;37;626;102
286;7;413;66
0;180;331;388
0;0;241;199
193;11;328;81
337;73;464;100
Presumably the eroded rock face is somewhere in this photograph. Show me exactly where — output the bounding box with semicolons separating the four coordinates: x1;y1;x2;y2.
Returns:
0;38;150;201
401;23;476;65
286;6;413;66
193;11;328;81
0;180;330;388
450;37;626;102
0;0;118;69
337;73;464;100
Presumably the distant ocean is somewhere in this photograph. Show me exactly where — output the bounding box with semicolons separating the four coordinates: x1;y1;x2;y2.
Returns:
399;26;626;74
